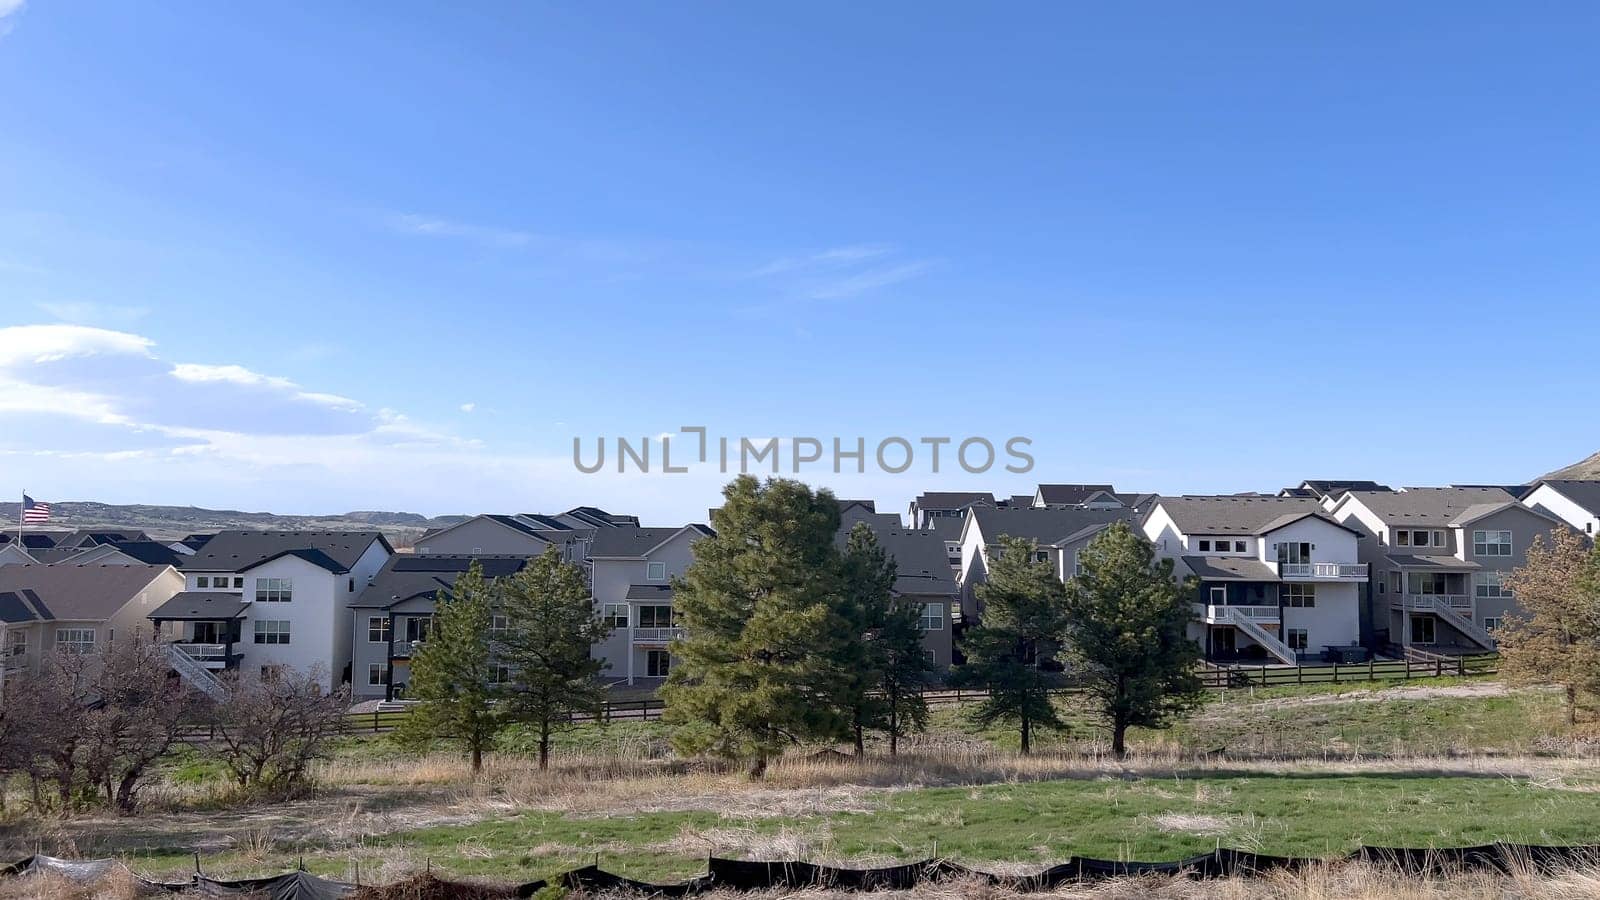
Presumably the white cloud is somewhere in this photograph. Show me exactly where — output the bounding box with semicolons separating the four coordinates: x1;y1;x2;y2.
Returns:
0;0;23;35
0;324;154;368
747;244;932;302
460;402;476;413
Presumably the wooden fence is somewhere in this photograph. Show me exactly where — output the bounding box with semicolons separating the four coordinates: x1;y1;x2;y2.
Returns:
311;653;1499;736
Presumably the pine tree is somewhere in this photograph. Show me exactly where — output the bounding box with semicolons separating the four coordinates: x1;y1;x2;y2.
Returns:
839;523;895;755
660;476;854;777
876;595;934;756
1500;528;1600;726
1062;522;1204;758
498;546;613;770
950;534;1067;754
395;561;501;774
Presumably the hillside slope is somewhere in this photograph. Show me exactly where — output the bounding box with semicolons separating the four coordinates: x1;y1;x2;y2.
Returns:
1543;450;1600;481
0;501;467;543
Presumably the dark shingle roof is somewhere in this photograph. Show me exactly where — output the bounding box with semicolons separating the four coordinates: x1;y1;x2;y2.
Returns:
1182;556;1280;581
1155;496;1354;535
93;540;185;566
1342;487;1515;526
0;565;172;622
626;583;676;601
835;520;959;596
967;507;1137;547
1385;554;1481;570
1533;480;1600;514
1298;480;1393;497
913;492;996;509
1454;484;1538;501
178;531;390;574
589;525;711;559
1035;484;1117;506
354;554;532;609
0;533;62;549
148;592;249;621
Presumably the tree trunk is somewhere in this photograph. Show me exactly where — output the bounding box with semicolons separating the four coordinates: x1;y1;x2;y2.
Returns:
538;720;551;771
115;771;141;814
1112;721;1128;759
888;705;899;757
1020;715;1031;755
853;722;864;756
748;753;768;780
471;743;484;775
1567;684;1578;726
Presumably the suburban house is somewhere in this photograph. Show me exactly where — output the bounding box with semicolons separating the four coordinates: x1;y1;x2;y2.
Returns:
907;492;996;528
588;523;713;685
1523;480;1600;538
413;508;636;563
1143;496;1369;665
55;540;187;567
1031;484;1124;509
955;506;1139;621
149;531;392;691
835;518;958;672
1277;480;1393;503
0;564;184;694
349;554;531;701
1327;487;1572;652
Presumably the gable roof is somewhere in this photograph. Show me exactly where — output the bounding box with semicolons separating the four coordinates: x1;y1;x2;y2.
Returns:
967;507;1137;546
834;519;959;596
0;564;172;623
1152;496;1357;536
589;524;713;559
912;491;996;510
1034;484;1118;506
69;540;186;567
178;531;390;574
1339;487;1517;527
1532;480;1600;516
1454;483;1538;501
1290;480;1393;498
0;532;63;549
353;554;533;609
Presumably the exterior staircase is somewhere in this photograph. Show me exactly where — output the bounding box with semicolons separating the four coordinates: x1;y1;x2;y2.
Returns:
162;642;227;701
1428;597;1497;650
1227;612;1300;665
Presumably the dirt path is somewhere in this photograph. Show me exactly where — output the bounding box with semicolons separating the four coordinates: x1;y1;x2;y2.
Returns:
1222;680;1512;710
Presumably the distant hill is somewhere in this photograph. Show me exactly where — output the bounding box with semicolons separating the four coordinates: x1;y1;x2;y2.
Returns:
1543;451;1600;481
0;501;468;545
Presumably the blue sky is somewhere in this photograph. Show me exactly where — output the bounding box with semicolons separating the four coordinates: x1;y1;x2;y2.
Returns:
2;2;1599;522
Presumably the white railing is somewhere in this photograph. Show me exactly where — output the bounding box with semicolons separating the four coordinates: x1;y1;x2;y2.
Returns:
1394;594;1471;610
1201;604;1280;624
632;627;683;644
175;642;229;659
162;643;227;701
1279;563;1368;579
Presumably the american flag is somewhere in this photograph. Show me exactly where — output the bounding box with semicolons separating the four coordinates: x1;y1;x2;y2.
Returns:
21;494;51;524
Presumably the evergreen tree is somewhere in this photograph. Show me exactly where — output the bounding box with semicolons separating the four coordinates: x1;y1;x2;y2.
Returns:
661;476;854;777
498;546;614;770
839;523;895;755
395;561;501;774
876;595;935;755
1062;522;1204;758
950;534;1067;754
1500;528;1600;726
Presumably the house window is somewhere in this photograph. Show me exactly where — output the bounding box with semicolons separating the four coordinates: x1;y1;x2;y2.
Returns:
197;576;210;588
647;561;667;581
925;648;938;665
1396;530;1410;547
1208;586;1226;605
6;630;25;657
348;577;356;592
646;649;671;677
1286;628;1309;652
1432;531;1447;548
490;664;514;685
1031;550;1050;563
1284;584;1316;607
491;614;510;633
919;602;945;631
367;663;389;686
1234;541;1246;553
233;577;244;588
1073;550;1084;577
637;605;675;628
55;628;95;653
601;603;629;628
404;617;433;643
1484;617;1501;631
1410;615;1436;644
1473;530;1512;557
255;578;293;602
253;620;291;645
1476;572;1513;600
1198;540;1211;552
367;616;390;643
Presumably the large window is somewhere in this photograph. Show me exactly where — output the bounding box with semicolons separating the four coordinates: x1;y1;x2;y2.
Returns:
404;616;433;643
253;620;290;645
919;602;945;631
367;616;390;643
646;649;671;677
601;603;629;628
1473;530;1513;557
1277;542;1312;565
5;630;25;657
367;663;388;686
637;605;675;628
1286;628;1309;652
1475;572;1513;600
1208;586;1227;605
255;578;293;602
1283;584;1316;607
55;628;95;654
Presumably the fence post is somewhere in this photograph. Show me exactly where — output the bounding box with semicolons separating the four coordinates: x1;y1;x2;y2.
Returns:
373;711;379;733
1297;666;1303;685
1331;663;1338;684
1435;658;1443;677
1368;657;1374;681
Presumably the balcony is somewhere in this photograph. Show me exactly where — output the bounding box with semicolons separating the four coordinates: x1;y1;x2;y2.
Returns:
1199;604;1281;625
632;626;683;644
1392;594;1472;612
171;641;238;669
1279;562;1368;581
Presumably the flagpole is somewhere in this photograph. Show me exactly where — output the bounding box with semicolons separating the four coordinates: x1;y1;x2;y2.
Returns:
17;490;22;545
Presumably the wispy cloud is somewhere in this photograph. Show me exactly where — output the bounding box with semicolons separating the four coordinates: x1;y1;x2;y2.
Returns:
806;261;933;300
387;213;536;249
35;300;151;328
746;244;935;303
0;0;24;37
459;402;477;413
384;212;663;266
748;244;896;278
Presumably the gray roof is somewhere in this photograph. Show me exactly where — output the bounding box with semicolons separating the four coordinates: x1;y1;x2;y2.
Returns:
1181;556;1280;582
968;507;1137;547
1034;484;1118;506
1454;484;1537;501
81;540;185;566
1342;487;1516;526
1535;480;1600;516
354;554;533;610
912;491;996;510
1154;496;1355;536
0;564;171;623
836;521;959;597
589;524;711;559
148;592;249;621
626;583;675;601
178;530;390;574
1294;480;1393;497
1385;554;1481;570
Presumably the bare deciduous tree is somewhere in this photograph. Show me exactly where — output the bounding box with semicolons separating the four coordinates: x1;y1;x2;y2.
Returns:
1500;529;1600;726
207;667;347;795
